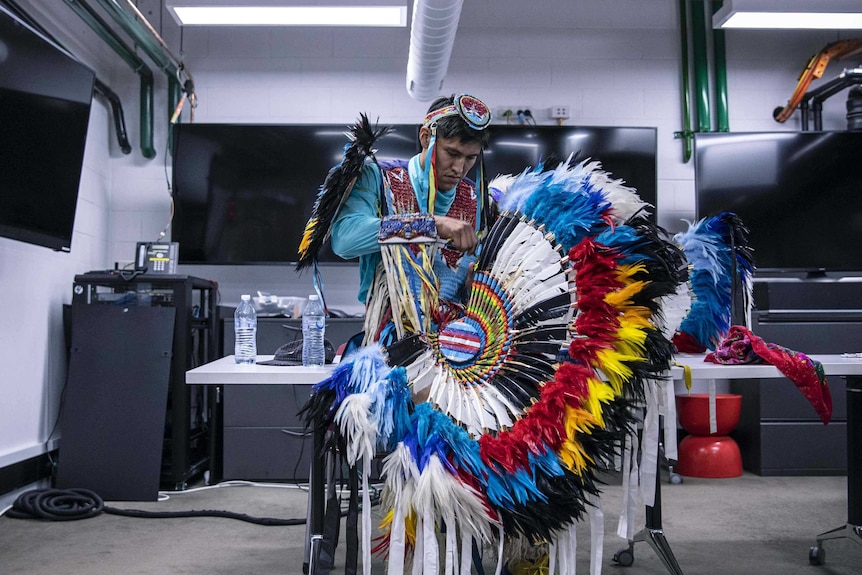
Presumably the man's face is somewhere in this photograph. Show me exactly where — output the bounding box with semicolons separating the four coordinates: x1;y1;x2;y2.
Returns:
420;128;482;190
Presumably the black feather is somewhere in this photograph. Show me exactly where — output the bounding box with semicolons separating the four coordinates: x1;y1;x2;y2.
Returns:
475;213;520;271
296;114;393;272
514;292;572;328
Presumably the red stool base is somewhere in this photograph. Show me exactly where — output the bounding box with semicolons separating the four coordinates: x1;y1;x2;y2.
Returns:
677;435;743;478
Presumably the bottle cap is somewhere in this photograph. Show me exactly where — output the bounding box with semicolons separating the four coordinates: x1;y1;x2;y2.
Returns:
309;294;318;301
241;294;251;301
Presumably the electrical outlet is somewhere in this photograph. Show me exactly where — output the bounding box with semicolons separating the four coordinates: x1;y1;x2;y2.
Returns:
550;105;570;119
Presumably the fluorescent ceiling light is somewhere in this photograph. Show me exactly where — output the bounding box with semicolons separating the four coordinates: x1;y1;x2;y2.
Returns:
167;3;408;27
714;0;862;29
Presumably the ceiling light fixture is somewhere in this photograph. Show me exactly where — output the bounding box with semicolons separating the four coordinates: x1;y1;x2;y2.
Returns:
714;0;862;30
166;1;408;27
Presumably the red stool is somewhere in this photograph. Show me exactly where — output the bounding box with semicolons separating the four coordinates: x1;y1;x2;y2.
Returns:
675;393;743;478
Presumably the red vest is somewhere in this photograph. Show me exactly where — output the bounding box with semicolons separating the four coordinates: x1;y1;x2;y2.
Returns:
381;163;476;268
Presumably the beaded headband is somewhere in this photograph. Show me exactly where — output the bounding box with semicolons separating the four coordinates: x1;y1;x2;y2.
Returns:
423;94;492;131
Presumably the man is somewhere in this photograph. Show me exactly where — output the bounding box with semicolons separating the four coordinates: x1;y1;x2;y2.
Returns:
330;94;492;341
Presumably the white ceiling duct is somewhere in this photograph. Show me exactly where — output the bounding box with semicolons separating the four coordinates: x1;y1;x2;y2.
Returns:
406;0;464;101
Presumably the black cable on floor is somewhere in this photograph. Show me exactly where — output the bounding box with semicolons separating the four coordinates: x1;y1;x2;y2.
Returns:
6;488;306;526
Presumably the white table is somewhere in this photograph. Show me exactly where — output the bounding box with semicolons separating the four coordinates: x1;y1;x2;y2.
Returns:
187;356;334;574
188;354;862;573
624;353;862;573
185;355;333;386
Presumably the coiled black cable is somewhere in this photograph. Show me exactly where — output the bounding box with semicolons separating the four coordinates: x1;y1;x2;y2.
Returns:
6;488;306;526
7;488;103;521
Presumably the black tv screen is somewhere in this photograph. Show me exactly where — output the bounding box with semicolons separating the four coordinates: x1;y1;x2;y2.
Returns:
0;6;94;252
484;125;657;215
171;123;421;264
695;131;862;274
171;123;657;264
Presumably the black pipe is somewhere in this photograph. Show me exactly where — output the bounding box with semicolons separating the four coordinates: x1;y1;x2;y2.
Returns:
798;70;862;132
847;86;862;131
93;78;132;154
813;101;823;131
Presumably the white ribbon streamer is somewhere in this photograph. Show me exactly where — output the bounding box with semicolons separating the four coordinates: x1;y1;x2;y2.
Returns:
494;534;504;575
445;523;457;575
588;493;603;575
387;488;406;575
708;379;717;434
662;378;679;461
569;523;579;575
459;532;472;575
616;428;640;541
412;516;423;575
640;383;660;508
362;456;372;575
423;510;438;574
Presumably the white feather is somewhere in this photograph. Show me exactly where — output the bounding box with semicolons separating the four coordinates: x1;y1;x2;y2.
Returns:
413;453;499;546
658;283;692;339
334;393;377;466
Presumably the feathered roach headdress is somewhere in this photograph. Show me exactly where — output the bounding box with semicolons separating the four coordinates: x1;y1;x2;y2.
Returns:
295;115;393;299
302;154;687;574
672;212;755;353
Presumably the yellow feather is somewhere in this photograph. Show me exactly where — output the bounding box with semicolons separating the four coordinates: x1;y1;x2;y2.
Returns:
560;437;592;474
584;377;615;425
620;306;653;328
603;280;647;308
617;262;647;279
560;405;599;474
595;349;634;395
298;219;317;255
564;404;599;435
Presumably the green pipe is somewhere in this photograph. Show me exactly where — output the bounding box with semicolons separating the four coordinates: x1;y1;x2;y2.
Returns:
712;1;730;132
691;0;712;133
64;0;156;159
95;0;180;79
677;0;693;162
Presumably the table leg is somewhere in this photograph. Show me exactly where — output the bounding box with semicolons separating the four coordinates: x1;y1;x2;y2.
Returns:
810;376;862;565
627;466;685;575
303;414;326;574
614;417;684;574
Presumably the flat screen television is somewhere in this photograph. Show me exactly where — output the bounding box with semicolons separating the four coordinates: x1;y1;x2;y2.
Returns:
0;6;95;252
484;125;657;213
171;123;657;264
695;131;862;275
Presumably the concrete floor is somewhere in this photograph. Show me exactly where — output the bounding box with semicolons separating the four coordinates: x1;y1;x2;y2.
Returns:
1;472;860;575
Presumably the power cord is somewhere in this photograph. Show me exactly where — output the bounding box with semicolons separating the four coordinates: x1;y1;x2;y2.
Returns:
5;482;382;524
6;487;306;526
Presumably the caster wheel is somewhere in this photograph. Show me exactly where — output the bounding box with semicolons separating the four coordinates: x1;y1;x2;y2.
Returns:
613;548;635;567
809;545;825;566
670;473;683;485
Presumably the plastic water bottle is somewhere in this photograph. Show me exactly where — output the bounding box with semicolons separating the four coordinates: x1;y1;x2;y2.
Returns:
302;294;326;367
234;294;257;364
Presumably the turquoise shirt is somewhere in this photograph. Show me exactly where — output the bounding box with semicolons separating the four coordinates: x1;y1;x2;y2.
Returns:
330;154;475;303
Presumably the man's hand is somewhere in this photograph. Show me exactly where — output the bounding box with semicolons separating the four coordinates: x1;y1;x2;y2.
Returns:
434;215;478;254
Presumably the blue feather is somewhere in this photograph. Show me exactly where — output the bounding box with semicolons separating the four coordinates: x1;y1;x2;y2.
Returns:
380;366;412;450
347;344;390;394
674;217;737;348
529;448;565;478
